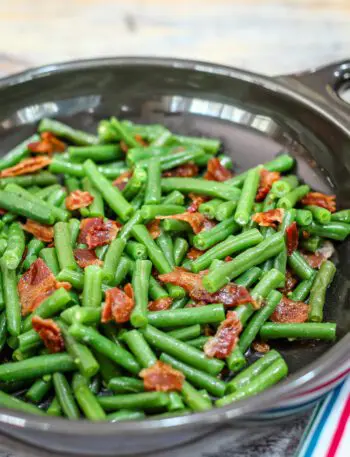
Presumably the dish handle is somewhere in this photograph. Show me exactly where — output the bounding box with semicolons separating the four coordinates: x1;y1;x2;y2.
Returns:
277;59;350;117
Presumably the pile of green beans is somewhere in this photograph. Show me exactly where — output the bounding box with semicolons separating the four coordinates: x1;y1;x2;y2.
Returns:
0;116;347;422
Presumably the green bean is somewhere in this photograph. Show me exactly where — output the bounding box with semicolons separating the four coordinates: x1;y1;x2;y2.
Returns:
160;353;225;397
0;171;58;189
192;229;263;272
234;166;261;226
225;155;295;187
143;157;162;205
18;329;41;352
54;222;77;271
39;248;60;276
309;261;336;322
108;377;144;394
203;232;284;292
165;391;185;412
130;188;145;211
81;177;105;218
1;265;21;337
69;144;122;162
131;259;152;327
193;216;240;250
47;396;62;416
239;290;282;353
60;305;81;324
22;239;45;271
102;238;126;284
53;373;80;419
271;175;299;197
226;347;247;372
199;199;224;219
0;353;75;382
149;276;168;301
277;185;310;209
0;390;46;415
304;205;331;224
141;325;224;375
181;381;212;411
186;336;209;349
148;304;225;328
69;324;140;375
64;177;80;193
215;200;238;221
82;265;103;308
113;256;133;286
300;236;321;253
295;209;313;226
47;187;67;208
161;177;241;201
0;222;25;270
171;296;189;310
171;134;220;154
156;232;175;268
141;204;185;220
216;357;288;406
110;117;140;147
98;391;169;411
290;273;316;302
331;209;350;224
260;322;336;340
119;210;143;240
122;329;157;369
287;250;314;280
235;267;262;288
0;312;7;352
26;377;52;403
72;373;106;420
50;157;127;179
38;118;98;145
151;128;172;147
303;221;350;241
67;218;80;248
93;350;121;386
107;409;145;422
125;240;147;260
0;190;54;225
162;190;185;206
0;134;39;171
167;324;201;341
173;237;189;266
122;168;147;202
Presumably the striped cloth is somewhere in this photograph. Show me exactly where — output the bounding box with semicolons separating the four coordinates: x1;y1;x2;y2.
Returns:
296;376;349;457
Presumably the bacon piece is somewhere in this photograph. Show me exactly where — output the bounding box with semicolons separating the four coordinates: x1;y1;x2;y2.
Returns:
65;190;94;211
21;219;54;243
134;134;148;147
204;311;242;359
225;256;233;262
18;258;71;316
204;158;232;182
301;192;336;213
148;297;173;311
270;296;309;323
0;156;51;178
157;212;206;234
279;270;298;294
146;219;161;239
27;132;66;155
163;162;199;178
112;170;132;191
186;247;204;260
301;252;326;269
252;341;270;353
32;316;64;353
286;221;299;255
202;218;217;231
120;141;128;154
252;209;284;228
74;248;103;268
317;241;335;260
187;193;208;213
78;218;120;249
102;284;134;324
0;208;7;215
140;361;184;392
159;267;253;308
256;169;281;202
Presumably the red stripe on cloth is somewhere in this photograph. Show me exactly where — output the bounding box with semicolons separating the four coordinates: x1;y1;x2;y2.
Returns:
293;369;350;398
326;393;350;457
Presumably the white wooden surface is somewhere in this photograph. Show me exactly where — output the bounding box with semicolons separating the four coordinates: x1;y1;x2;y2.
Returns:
0;0;350;77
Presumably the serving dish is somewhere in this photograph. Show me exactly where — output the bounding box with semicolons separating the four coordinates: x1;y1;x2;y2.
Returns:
0;57;349;456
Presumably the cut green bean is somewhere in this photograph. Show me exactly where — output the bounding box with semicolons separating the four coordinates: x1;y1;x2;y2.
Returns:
38;118;98;146
287;250;315;280
122;329;157;369
308;261;336;322
39;248;60;276
1;264;21;337
26;377;52;403
131;259;152;327
82;265;103;308
167;324;201;341
193;216;240;250
234;166;261;226
161;177;241;201
304;205;331;224
0;390;46;415
72;373;106;420
108;377;144;394
260;322;336;340
148;304;225;328
53;372;80;419
98;391;169;411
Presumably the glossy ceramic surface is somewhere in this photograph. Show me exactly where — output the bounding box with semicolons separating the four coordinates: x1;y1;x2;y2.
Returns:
0;57;349;455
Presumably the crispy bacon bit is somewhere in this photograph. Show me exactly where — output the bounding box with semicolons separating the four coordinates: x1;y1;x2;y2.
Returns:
252;209;284;228
21;219;54;243
286;221;299;255
163;163;199;178
134;134;148;147
279;270;298;294
302;252;326;269
317;241;335;260
78;218;120;249
112;170;132;190
270;296;309;323
301;192;336;213
27;132;66;155
204;158;233;182
102;284;134;324
65;190;94;211
18;259;71;316
187;193;208;213
74;248;103;268
157;212;205;234
204;311;242;359
146;219;161;239
256;169;281;202
159;267;253;308
32;316;65;353
187;247;204;260
0;156;51;178
140;361;184;392
302;230;310;240
252;341;270;353
120;141;129;154
0;208;7;215
202;218;217;231
225;256;233;262
148;297;173;311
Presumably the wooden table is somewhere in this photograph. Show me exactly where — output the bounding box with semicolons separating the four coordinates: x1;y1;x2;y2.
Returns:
0;0;350;77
